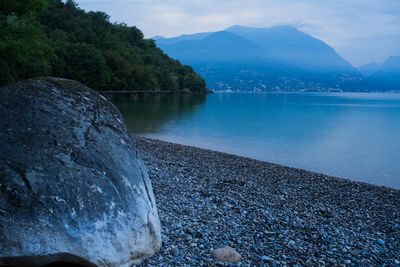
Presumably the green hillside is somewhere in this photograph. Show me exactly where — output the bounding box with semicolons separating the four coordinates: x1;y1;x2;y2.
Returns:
0;0;207;92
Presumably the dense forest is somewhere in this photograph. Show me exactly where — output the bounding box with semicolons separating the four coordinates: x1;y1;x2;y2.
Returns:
0;0;207;92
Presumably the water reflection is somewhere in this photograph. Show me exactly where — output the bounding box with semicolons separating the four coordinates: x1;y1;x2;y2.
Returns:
113;94;206;133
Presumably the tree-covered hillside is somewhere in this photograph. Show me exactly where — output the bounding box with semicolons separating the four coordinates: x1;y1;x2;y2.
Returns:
0;0;207;92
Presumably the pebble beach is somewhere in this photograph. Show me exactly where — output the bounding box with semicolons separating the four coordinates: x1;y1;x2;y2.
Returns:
134;137;400;266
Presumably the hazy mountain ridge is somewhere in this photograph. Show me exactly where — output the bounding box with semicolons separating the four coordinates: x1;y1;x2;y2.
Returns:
357;62;382;76
356;57;400;90
160;31;267;64
226;25;356;73
368;56;400;90
155;25;397;92
155;32;213;46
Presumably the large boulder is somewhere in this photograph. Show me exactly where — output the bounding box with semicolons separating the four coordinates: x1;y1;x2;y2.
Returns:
0;78;161;266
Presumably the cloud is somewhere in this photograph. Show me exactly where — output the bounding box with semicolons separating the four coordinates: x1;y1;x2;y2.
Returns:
76;0;400;65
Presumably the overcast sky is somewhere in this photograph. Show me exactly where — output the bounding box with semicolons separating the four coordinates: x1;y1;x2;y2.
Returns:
76;0;400;66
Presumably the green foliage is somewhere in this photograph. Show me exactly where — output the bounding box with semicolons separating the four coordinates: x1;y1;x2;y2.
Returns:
0;0;47;16
0;0;207;92
0;14;53;85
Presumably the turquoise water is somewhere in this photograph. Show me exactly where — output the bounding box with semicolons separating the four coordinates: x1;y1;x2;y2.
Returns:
115;93;400;189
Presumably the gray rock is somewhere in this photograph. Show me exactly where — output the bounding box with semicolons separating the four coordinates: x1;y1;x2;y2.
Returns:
260;255;274;262
211;246;241;263
170;246;180;257
0;78;161;266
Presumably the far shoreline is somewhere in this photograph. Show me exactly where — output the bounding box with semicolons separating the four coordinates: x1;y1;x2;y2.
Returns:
133;135;399;191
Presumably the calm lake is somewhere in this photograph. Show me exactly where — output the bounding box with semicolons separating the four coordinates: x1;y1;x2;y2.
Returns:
114;93;400;189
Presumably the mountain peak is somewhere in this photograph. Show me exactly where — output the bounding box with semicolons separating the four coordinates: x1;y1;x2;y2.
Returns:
206;30;244;40
225;25;253;31
269;25;298;30
381;55;400;70
226;24;299;32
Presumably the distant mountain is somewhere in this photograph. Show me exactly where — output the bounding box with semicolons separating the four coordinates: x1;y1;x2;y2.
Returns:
154;32;213;46
357;62;382;76
157;31;268;63
226;25;356;73
370;56;400;90
156;25;368;92
152;35;166;40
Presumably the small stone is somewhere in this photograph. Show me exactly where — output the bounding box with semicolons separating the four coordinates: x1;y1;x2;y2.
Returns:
394;259;400;265
328;258;337;264
377;238;385;246
171;246;180;257
261;255;274;262
211;246;241;263
288;240;296;247
194;231;204;238
344;259;351;264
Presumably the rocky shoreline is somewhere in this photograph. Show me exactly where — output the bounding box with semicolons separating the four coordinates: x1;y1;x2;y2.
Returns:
133;137;400;266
